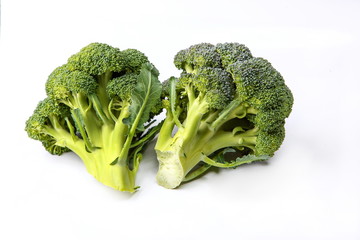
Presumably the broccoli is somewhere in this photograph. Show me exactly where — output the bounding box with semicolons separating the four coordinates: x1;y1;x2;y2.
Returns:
155;43;293;189
25;43;162;192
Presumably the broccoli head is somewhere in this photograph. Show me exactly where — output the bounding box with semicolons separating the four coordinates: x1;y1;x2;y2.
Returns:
25;42;162;192
155;42;293;189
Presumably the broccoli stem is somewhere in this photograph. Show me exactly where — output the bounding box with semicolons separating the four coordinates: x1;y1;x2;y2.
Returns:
71;108;96;152
155;96;211;188
58;128;137;191
156;95;261;189
155;110;175;148
117;123;139;167
108;103;130;158
185;85;196;107
89;94;112;125
73;92;89;110
96;71;113;121
94;154;137;192
156;125;259;188
60;93;104;147
182;94;208;146
43;124;89;165
210;100;248;131
44;109;138;192
76;135;137;192
169;77;183;129
130;121;163;148
117;71;155;168
203;128;259;155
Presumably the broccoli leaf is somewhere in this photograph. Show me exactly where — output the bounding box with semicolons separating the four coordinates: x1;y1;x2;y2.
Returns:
114;62;162;166
168;76;183;128
202;153;270;168
123;63;162;131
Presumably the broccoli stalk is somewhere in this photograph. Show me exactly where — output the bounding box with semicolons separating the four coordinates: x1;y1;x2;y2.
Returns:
26;43;162;192
155;43;293;189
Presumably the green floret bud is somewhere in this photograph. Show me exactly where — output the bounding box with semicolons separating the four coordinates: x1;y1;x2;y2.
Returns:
107;70;163;118
46;65;97;97
228;57;286;100
67;42;126;75
149;96;164;119
177;67;235;110
228;57;293;127
174;43;222;72
66;71;98;95
25;98;71;155
122;49;149;72
161;78;171;98
215;42;253;68
25;98;70;138
106;73;137;101
46;65;72;100
173;49;187;70
177;72;194;88
195;67;235;109
46;65;98;110
256;126;285;156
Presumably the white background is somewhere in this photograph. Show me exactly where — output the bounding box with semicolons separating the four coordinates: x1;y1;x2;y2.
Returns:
1;0;359;239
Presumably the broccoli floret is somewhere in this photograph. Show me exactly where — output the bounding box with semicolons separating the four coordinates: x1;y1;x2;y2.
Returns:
174;43;222;72
67;42;126;75
25;42;162;192
25;98;72;155
155;42;293;189
121;48;150;73
215;42;253;68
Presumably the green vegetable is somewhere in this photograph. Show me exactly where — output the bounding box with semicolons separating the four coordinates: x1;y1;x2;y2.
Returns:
25;42;294;192
155;43;293;189
25;43;162;192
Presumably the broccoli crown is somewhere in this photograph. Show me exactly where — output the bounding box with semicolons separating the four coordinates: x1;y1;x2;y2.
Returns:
178;67;235;109
228;57;294;155
26;42;163;192
174;43;221;71
172;43;251;110
174;42;253;72
156;42;293;189
46;65;98;101
67;42;126;75
67;43;150;77
25;98;69;138
44;42;160;115
171;44;293;154
228;57;293;123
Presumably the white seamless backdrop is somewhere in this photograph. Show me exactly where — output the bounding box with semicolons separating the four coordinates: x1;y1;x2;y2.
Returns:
0;0;359;240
